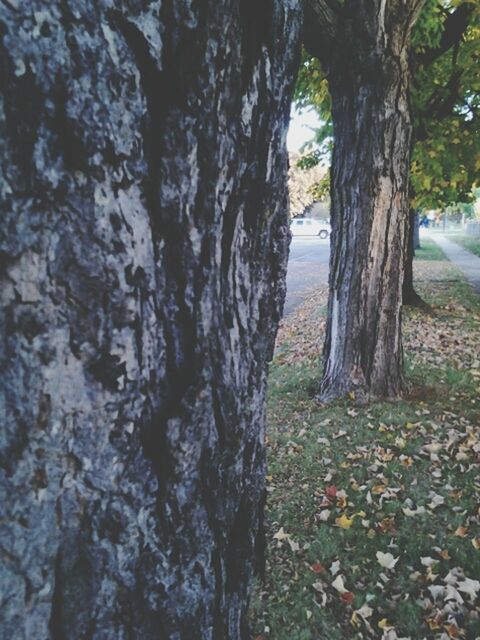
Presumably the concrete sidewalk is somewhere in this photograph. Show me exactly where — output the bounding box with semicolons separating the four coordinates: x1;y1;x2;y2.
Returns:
430;234;480;295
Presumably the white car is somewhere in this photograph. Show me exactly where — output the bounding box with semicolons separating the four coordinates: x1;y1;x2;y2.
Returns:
290;217;330;238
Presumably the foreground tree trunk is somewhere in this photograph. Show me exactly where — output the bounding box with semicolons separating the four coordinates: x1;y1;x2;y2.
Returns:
304;0;424;402
0;2;301;638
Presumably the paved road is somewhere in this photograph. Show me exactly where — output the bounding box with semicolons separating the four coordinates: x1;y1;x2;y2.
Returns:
284;237;330;315
283;231;480;318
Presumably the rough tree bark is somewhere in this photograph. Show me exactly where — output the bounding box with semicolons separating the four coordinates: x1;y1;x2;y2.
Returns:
304;0;424;402
0;2;301;638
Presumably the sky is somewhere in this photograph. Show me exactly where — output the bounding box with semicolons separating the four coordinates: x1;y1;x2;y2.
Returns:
287;106;321;153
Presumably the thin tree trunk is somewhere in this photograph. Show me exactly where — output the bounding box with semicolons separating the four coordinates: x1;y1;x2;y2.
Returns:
318;9;416;402
0;2;301;638
413;211;420;250
403;207;429;308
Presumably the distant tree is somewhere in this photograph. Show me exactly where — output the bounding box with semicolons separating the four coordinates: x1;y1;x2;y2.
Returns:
303;0;425;401
298;1;479;399
0;2;302;638
404;0;480;305
296;2;480;211
288;153;327;216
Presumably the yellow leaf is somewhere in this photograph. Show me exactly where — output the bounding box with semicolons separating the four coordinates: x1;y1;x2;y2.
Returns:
336;514;354;529
336;494;348;508
372;484;387;495
378;618;391;629
427;618;441;630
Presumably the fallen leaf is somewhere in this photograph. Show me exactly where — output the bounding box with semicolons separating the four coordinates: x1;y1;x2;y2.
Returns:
457;577;480;599
402;506;426;517
325;485;337;500
377;618;392;629
354;603;373;619
317;509;331;522
311;563;325;574
287;537;300;552
273;527;289;541
372;484;388;495
336;514;354;529
341;591;354;604
444;623;459;639
336;490;348;508
376;551;399;570
428;585;445;600
426;618;441;631
428;492;445;509
332;574;347;593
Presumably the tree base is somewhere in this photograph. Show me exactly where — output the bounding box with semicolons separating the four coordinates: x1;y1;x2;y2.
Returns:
316;374;406;406
403;287;434;314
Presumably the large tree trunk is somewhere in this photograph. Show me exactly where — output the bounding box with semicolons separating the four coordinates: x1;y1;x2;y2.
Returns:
317;4;420;402
0;2;301;638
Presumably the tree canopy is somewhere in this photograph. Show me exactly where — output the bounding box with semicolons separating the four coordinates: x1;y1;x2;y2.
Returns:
295;0;480;210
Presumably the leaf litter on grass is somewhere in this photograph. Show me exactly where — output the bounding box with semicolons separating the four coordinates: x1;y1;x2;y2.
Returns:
252;250;480;640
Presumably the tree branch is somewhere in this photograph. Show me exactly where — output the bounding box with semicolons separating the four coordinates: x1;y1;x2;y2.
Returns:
417;2;475;67
303;0;340;65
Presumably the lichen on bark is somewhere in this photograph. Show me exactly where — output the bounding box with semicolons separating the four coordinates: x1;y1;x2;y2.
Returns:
0;1;301;637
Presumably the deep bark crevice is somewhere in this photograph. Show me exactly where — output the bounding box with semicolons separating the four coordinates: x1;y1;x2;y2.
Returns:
0;2;302;638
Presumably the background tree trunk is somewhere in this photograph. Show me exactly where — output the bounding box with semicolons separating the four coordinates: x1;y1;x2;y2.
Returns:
413;211;420;251
403;208;428;308
318;3;419;402
0;2;301;638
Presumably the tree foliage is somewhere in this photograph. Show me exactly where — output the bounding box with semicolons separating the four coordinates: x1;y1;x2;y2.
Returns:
288;153;327;215
411;1;480;208
295;1;480;210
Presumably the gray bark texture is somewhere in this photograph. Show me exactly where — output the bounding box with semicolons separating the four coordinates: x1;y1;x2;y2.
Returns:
0;2;301;638
306;0;424;401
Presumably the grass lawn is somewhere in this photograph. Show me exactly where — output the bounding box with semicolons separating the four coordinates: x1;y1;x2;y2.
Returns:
252;240;480;640
447;233;480;259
